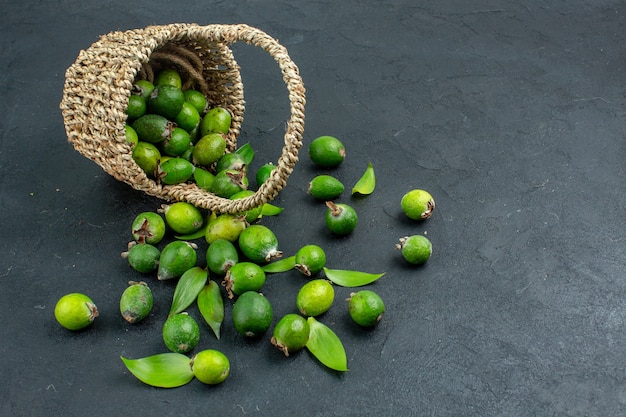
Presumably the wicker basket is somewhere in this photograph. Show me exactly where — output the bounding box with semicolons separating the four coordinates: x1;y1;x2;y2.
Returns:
60;23;306;213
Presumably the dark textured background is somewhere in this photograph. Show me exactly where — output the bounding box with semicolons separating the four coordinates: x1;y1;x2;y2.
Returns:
1;1;625;416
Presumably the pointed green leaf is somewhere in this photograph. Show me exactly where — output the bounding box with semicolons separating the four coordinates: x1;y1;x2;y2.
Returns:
175;223;208;241
121;353;194;388
261;255;296;273
235;142;255;165
169;267;208;317
197;280;224;339
323;267;385;287
305;317;348;372
261;203;284;216
351;162;375;195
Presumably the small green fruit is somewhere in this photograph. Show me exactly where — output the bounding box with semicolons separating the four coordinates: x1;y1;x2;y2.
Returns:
324;201;358;236
401;189;435;220
148;84;185;119
162;313;200;353
131;211;166;245
271;313;310;356
397;235;432;265
158;158;194;185
347;290;385;327
191;349;230;385
238;224;282;263
54;293;98;330
200;107;232;136
232;291;273;337
122;242;160;274
205;213;247;244
162;202;204;235
296;279;334;317
120;281;153;324
309;135;345;168
206;239;239;276
294;244;326;276
222;262;266;299
308;175;344;200
157;241;198;280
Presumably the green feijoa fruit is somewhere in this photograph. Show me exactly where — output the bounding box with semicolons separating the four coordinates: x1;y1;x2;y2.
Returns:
294;244;327;276
54;293;98;331
161;127;192;157
401;189;435;220
161;202;204;235
126;94;147;120
211;169;248;198
154;68;182;89
157;241;198;280
296;279;335;317
131;211;166;245
206;239;239;275
200;107;232;136
148;84;185;119
183;89;208;114
132;80;155;100
122;242;160;274
120;281;153;324
191;349;230;385
192;133;227;166
216;152;247;173
132;141;161;176
397;235;432;265
324;201;358;236
230;190;262;224
162;312;200;353
232;291;273;338
158;158;194;185
174;101;201;133
347;290;385;327
193;167;215;192
255;163;276;188
132;114;175;144
308;175;344;200
222;261;266;299
125;124;139;146
309;135;346;168
238;224;282;264
271;313;310;356
205;213;247;244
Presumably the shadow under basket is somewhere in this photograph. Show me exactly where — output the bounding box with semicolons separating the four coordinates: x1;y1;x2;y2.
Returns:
60;23;306;213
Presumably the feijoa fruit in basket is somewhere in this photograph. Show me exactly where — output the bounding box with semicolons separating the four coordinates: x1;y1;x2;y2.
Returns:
211;169;248;198
347;290;385;327
158;157;195;185
154;68;183;89
54;293;98;331
120;281;153;324
192;133;227;166
205;213;247;244
148;84;185;119
132;79;155;100
161;127;192;157
294;244;327;276
255;163;276;188
131;211;166;245
191;349;230;385
397;235;432;265
222;261;267;299
308;175;344;200
232;291;273;338
200;107;232;136
122;242;160;274
174;102;201;133
183;89;208;114
238;224;282;263
125;125;139;146
161;202;204;235
206;239;239;275
162;313;200;354
126;95;147;120
309;135;345;168
230;190;263;224
157;241;198;281
216;152;247;173
324;201;358;236
132;114;175;144
193;167;215;191
132;141;161;176
271;313;310;356
401;189;435;220
296;279;335;317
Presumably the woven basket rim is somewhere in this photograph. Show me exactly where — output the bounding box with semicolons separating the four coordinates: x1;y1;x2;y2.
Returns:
60;23;306;213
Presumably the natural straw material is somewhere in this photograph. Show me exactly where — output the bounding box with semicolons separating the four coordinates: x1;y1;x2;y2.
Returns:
60;23;306;213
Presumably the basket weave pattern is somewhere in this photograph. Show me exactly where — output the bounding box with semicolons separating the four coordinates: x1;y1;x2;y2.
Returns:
60;23;305;213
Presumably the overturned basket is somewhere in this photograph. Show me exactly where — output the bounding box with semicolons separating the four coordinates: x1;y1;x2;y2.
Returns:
60;23;306;213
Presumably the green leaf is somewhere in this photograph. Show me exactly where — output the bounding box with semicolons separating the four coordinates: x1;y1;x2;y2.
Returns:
351;162;375;195
261;255;296;273
197;280;224;339
175;223;208;241
169;267;208;317
261;203;284;216
235;142;255;165
305;317;348;372
121;353;194;388
323;267;385;287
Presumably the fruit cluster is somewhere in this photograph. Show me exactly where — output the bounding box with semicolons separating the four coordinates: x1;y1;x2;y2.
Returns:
53;66;438;388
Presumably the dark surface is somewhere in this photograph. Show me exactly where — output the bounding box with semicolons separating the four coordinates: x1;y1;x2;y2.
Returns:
1;1;625;416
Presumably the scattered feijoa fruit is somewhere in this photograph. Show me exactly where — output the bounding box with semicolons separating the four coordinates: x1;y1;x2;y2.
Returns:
205;213;247;244
238;224;282;263
120;281;153;324
309;135;345;168
162;313;200;354
324;201;358;236
308;175;344;200
131;211;166;245
347;290;385;327
396;235;432;265
121;242;160;274
296;279;335;317
232;291;273;338
132;141;161;176
157;241;198;280
271;313;310;356
191;349;230;385
401;189;435;220
54;293;99;331
294;244;326;276
206;239;239;275
222;261;266;299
